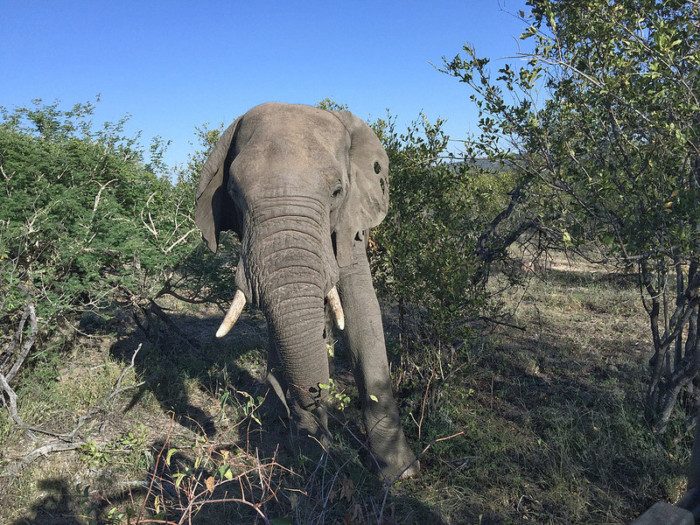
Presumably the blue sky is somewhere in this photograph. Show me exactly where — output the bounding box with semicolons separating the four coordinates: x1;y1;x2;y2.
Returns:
2;1;531;169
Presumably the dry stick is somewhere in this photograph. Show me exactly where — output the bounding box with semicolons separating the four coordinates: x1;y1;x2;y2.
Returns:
138;416;177;522
416;367;435;442
1;344;145;478
110;343;144;402
20;441;87;465
0;371;25;427
0;304;38;439
0;439;88;479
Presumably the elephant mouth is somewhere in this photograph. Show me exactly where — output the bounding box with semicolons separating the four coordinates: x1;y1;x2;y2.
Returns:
215;284;344;338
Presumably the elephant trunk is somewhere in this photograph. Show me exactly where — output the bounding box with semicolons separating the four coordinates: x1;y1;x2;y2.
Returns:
236;195;336;434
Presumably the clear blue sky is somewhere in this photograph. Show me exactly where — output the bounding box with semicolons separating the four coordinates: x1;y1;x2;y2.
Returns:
2;1;531;169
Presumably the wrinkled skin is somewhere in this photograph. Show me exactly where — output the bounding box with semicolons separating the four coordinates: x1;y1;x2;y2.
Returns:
195;102;418;480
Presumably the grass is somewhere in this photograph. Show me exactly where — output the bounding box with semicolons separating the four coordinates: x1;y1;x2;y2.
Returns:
0;256;694;523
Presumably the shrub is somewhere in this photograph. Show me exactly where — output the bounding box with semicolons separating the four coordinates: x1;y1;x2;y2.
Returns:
370;113;534;349
0;99;198;367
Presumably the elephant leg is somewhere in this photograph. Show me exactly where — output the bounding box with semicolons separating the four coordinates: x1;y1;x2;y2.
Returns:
337;238;419;480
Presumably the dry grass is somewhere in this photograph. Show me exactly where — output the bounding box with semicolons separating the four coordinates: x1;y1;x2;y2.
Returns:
0;254;694;523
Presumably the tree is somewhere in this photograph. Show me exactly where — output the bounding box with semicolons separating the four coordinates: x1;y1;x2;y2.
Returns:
443;0;700;430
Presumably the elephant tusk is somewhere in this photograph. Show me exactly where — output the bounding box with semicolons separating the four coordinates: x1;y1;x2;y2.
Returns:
326;286;345;331
216;289;246;338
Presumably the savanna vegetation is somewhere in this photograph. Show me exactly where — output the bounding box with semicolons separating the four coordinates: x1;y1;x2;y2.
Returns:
1;1;698;523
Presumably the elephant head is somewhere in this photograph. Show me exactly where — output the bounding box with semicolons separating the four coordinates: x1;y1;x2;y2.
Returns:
195;102;418;480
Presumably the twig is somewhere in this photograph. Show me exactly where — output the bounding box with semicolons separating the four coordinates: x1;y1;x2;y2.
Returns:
416;368;435;441
137;416;176;522
111;343;143;402
163;228;198;254
3;303;38;382
479;315;527;332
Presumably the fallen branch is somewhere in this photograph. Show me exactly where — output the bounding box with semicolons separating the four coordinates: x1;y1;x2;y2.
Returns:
0;371;25;428
1;441;86;478
0;345;145;475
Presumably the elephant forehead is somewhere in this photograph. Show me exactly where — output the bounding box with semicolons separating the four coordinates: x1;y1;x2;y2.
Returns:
238;103;348;158
231;108;348;192
229;143;344;201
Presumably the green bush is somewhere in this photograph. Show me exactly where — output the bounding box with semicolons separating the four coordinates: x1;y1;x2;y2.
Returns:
370;113;529;349
0;99;198;361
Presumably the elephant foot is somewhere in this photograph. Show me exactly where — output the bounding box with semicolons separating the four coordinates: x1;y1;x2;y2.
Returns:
362;436;420;483
285;402;331;459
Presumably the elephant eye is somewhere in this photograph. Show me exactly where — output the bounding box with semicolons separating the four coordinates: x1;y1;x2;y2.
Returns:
332;186;343;198
373;161;382;174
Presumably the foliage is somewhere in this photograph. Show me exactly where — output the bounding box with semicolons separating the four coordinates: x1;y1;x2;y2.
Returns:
315;97;349;112
442;0;700;430
79;424;149;468
370;113;535;348
0;99;199;369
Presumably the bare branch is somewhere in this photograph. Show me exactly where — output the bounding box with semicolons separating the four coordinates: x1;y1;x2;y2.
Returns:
4;303;38;382
92;179;117;214
141;192;159;238
163;228;198;254
0;371;24;426
110;343;143;403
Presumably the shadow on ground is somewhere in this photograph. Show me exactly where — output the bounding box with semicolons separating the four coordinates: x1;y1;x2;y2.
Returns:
108;304;270;438
92;304;449;524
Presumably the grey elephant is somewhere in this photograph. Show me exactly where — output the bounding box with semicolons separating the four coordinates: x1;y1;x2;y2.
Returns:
194;102;419;480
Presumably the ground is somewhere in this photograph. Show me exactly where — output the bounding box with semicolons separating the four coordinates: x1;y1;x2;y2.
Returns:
0;255;693;524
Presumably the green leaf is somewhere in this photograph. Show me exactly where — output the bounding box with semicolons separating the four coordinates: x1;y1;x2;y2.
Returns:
173;473;186;489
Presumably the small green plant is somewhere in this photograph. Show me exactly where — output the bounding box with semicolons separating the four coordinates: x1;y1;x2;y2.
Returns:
319;378;352;410
103;507;126;525
79;441;110;468
79;424;149;468
219;389;264;425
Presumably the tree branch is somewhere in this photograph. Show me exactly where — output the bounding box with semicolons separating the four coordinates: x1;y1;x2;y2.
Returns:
3;303;38;382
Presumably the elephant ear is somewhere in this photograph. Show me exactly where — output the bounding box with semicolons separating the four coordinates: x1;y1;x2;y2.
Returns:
195;117;242;253
332;110;390;267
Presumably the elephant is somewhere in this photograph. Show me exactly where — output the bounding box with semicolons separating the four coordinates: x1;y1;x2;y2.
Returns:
194;102;419;481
